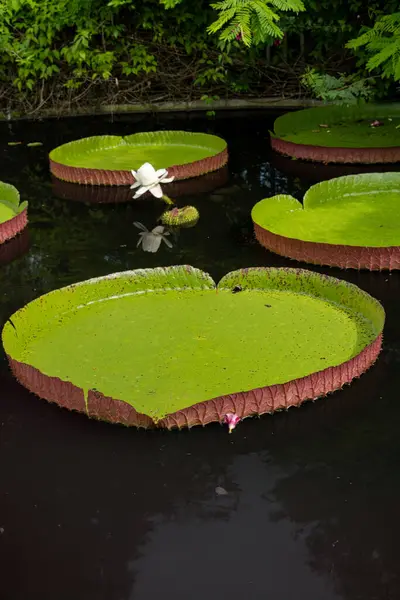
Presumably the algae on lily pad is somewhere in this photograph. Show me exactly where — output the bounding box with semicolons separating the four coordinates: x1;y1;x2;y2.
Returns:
252;172;400;270
0;181;28;244
2;266;384;430
49;131;228;185
271;104;400;163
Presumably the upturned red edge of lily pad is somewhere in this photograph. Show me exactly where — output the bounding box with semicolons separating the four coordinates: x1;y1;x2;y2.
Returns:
51;166;229;204
254;222;400;271
6;332;382;430
49;148;229;186
271;137;400;164
0;208;28;245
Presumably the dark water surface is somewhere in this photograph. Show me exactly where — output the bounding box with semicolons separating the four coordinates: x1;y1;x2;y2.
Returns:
0;111;399;600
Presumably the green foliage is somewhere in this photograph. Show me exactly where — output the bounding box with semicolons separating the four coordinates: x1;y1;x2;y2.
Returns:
0;0;396;111
207;0;305;47
301;68;375;104
0;0;205;93
347;12;400;81
0;0;128;89
159;0;182;7
200;94;220;116
160;0;304;47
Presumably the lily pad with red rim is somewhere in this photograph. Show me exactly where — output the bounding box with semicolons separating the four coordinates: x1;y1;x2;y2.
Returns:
50;166;229;204
271;104;400;163
0;181;28;244
2;266;384;430
252;172;400;270
49;131;228;186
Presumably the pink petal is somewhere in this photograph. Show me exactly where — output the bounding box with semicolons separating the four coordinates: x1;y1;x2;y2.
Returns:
223;412;240;433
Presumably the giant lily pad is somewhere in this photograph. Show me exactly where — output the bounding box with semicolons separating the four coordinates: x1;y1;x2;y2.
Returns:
252;172;400;270
2;266;384;430
271;104;400;163
0;181;28;244
49;131;228;186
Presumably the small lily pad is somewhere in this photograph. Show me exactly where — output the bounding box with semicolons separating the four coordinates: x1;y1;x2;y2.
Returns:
273;105;400;148
271;104;400;163
0;181;28;244
49;131;228;185
252;173;400;247
27;142;43;147
252;172;400;269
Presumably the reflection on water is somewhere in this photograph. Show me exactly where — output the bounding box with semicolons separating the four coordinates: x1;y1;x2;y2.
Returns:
51;166;230;204
134;222;173;253
0;110;399;600
270;152;400;186
0;228;30;267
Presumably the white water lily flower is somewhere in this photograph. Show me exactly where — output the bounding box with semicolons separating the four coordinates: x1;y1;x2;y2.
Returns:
131;162;174;199
133;222;173;253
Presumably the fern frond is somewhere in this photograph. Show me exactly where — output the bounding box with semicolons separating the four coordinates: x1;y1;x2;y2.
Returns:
347;12;400;81
207;7;237;32
367;43;399;70
208;0;304;47
269;0;304;12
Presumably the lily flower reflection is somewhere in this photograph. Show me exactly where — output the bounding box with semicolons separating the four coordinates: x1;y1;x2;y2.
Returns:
134;222;173;253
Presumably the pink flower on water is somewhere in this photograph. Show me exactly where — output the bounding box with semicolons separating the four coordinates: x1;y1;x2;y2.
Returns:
224;412;241;433
370;120;384;128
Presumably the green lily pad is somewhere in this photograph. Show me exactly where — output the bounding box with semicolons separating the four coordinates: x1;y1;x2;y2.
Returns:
0;182;27;225
2;266;384;428
49;131;227;171
252;173;400;247
272;104;400;148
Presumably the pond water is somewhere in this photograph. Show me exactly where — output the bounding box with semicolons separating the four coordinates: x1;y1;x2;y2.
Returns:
0;110;399;600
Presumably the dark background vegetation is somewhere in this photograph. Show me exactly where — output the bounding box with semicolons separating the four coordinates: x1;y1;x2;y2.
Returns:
0;0;398;117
